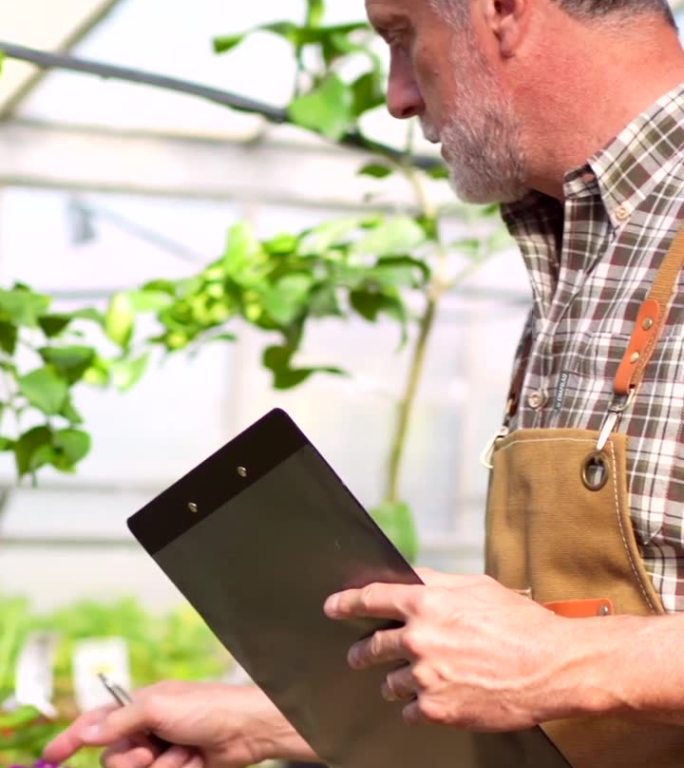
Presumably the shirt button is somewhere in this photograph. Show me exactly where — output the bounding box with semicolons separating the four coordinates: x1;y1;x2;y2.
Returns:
527;391;546;410
615;205;629;222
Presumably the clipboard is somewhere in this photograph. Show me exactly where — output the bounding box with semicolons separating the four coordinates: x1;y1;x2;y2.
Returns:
128;408;571;768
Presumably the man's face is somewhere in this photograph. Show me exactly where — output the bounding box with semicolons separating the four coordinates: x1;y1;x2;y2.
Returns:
365;0;529;204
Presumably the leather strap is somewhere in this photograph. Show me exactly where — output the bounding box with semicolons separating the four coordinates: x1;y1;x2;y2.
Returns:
614;225;684;396
544;598;614;618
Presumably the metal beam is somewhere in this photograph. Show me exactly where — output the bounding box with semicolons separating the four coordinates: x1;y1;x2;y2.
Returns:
0;119;454;210
0;40;441;171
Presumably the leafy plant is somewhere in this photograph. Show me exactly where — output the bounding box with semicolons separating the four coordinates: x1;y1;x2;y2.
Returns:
0;594;232;767
0;1;512;561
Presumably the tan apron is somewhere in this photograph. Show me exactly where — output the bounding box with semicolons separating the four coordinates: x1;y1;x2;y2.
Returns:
485;226;684;767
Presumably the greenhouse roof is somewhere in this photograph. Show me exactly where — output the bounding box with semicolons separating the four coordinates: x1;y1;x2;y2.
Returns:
0;0;121;117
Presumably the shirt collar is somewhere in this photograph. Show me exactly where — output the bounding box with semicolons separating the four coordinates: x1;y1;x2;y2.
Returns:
587;82;684;229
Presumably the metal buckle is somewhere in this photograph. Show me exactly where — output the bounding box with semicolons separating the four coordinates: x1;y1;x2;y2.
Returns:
480;425;510;470
596;388;635;452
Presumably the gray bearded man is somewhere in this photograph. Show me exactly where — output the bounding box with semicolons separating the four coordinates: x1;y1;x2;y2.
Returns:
45;1;684;766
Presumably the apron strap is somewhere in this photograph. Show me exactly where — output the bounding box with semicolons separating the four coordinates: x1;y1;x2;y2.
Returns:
614;224;684;396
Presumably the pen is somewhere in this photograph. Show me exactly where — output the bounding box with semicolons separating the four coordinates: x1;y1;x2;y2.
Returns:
97;673;171;752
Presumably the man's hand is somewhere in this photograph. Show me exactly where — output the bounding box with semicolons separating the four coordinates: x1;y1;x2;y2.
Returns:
43;682;319;768
324;574;592;732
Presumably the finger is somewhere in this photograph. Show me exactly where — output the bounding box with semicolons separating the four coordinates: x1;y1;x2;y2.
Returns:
101;739;155;768
43;706;118;763
348;628;409;669
381;664;417;702
150;745;194;768
180;754;204;768
402;699;428;726
324;583;422;621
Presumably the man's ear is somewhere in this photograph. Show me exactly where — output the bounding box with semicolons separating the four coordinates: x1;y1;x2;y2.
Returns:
482;0;530;57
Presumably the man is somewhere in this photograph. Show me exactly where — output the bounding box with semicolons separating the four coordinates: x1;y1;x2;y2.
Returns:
45;0;684;766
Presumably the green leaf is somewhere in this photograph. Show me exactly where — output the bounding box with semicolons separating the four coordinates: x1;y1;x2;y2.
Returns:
222;221;262;284
262;274;314;326
213;33;247;54
289;74;354;140
353;216;426;257
105;293;135;349
481;203;501;217
39;345;96;384
351;71;385;117
350;289;400;322
427;164;450;180
206;331;238;344
14;426;53;477
451;237;482;258
308;284;342;317
273;367;315;390
38;313;72;338
263;344;294;371
359;162;394;179
0;286;51;326
372;255;431;288
111;353;150;391
129;289;174;313
260;21;301;44
52;428;91;471
0;436;14;452
18;367;69;415
60;396;84;425
262;345;309;390
416;215;439;241
300;218;362;255
306;0;325;27
82;356;111;387
141;278;178;296
0;320;18;354
70;307;105;326
263;233;300;256
370;500;419;563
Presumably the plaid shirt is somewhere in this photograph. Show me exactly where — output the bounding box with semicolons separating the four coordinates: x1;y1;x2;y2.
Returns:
500;83;684;614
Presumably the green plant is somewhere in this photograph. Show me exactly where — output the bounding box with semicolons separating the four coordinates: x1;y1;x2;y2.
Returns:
0;1;512;561
0;594;232;767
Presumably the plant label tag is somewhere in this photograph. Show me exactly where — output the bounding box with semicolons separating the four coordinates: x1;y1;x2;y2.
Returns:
72;637;131;713
14;631;60;719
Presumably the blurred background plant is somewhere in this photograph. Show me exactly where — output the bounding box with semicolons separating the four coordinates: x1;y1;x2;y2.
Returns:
0;0;508;563
0;594;232;767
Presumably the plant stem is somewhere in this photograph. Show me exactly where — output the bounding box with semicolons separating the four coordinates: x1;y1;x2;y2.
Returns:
384;159;450;503
385;293;437;503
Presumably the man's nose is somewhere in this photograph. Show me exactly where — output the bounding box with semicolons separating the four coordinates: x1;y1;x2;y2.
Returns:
387;50;425;120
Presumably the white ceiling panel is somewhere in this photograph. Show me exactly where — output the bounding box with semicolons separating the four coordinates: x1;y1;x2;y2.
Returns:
0;0;120;115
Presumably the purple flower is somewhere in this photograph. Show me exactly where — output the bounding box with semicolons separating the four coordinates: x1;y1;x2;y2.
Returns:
9;762;61;768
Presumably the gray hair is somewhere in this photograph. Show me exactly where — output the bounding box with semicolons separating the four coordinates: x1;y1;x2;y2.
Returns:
434;0;677;28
